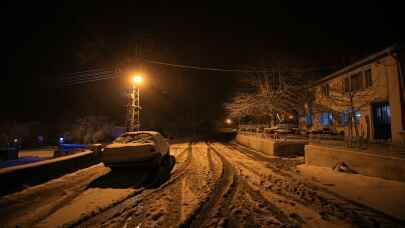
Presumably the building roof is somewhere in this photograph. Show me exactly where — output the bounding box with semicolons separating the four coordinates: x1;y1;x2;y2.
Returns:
312;45;400;87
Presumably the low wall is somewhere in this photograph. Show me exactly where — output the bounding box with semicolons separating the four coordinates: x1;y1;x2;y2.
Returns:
236;134;305;156
0;150;99;196
305;144;405;182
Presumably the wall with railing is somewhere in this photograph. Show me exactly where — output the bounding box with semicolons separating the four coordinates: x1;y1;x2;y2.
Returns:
237;130;307;142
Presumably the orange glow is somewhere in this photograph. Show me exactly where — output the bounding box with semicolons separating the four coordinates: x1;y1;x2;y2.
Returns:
132;74;143;85
225;118;232;124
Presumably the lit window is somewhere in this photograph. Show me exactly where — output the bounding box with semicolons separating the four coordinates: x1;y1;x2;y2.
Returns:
340;109;361;126
304;113;313;127
320;112;333;126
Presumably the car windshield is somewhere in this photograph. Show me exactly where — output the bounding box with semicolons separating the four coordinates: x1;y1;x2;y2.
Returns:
113;133;154;144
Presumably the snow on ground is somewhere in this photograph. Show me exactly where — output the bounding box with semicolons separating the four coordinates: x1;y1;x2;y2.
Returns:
297;164;405;220
36;187;138;228
115;142;223;228
179;142;222;224
211;143;346;227
0;163;109;227
169;142;189;157
1;141;404;227
212;142;404;227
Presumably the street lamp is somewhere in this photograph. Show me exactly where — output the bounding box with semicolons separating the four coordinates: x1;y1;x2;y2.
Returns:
132;75;143;86
128;74;143;132
225;118;232;125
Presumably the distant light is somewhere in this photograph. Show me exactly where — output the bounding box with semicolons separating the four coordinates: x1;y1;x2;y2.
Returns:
289;115;294;119
59;137;64;144
225;118;232;125
132;75;143;85
13;138;18;143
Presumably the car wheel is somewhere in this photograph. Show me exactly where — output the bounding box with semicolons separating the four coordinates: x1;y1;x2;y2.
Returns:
151;158;159;168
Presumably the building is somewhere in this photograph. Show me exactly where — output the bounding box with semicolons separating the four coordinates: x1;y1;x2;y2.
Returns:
302;45;405;144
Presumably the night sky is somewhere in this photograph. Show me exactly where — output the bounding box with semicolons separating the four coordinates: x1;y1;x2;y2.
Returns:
3;1;403;131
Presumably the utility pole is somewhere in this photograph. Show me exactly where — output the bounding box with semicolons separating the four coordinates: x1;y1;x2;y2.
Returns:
126;42;143;132
127;77;142;132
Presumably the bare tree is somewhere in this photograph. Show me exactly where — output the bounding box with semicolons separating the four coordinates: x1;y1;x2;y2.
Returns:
225;68;313;127
67;116;114;144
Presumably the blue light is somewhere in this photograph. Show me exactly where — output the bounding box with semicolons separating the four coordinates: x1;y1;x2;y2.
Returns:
59;137;64;144
320;112;332;126
304;113;312;126
340;110;361;126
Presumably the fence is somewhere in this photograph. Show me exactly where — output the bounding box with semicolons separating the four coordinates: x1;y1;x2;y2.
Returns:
238;130;308;142
238;128;356;146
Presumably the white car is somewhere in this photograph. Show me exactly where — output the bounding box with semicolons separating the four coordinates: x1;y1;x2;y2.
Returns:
100;131;170;168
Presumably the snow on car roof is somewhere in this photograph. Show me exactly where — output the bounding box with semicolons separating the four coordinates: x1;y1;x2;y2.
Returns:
124;131;160;135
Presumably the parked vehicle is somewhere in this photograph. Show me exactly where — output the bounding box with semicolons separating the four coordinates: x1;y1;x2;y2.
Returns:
100;131;170;168
264;123;298;134
309;127;337;135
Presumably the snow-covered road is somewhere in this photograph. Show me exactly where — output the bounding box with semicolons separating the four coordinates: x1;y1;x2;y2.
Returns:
0;142;403;227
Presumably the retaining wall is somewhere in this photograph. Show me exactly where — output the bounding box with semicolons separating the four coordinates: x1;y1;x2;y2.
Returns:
305;144;405;182
236;134;305;156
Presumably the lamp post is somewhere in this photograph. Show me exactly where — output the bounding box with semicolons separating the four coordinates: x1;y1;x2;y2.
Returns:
128;75;143;131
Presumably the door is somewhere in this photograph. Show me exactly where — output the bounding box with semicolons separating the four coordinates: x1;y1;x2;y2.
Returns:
372;102;391;140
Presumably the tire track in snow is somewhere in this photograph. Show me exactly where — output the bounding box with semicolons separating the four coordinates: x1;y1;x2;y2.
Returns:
222;142;405;227
180;142;238;228
117;143;195;228
76;143;193;228
210;143;299;227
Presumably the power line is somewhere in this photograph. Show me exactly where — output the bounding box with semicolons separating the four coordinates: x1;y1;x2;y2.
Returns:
61;71;115;83
144;58;335;73
144;59;270;73
56;57;335;86
61;67;113;76
57;68;116;86
63;75;116;86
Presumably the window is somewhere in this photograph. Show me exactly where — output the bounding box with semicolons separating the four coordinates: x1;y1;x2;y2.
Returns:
350;72;363;91
364;69;372;88
340;110;361;126
320;112;333;126
304;113;313;127
320;84;330;96
344;77;350;92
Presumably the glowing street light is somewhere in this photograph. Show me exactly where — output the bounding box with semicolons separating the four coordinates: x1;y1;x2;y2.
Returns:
225;118;232;125
132;74;143;86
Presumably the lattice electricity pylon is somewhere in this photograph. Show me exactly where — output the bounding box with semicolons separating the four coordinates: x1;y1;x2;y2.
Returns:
126;85;141;132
